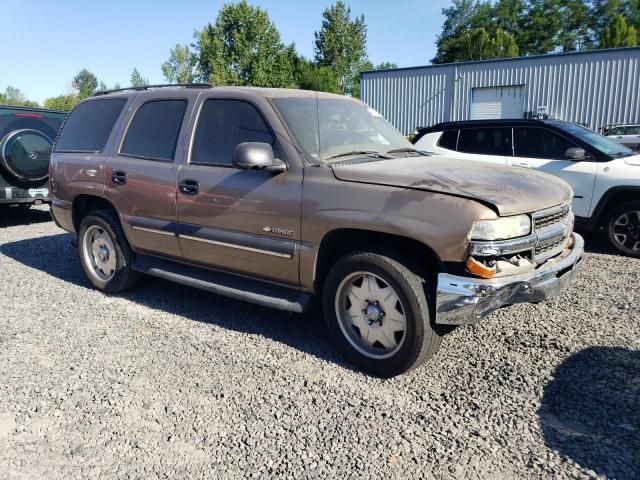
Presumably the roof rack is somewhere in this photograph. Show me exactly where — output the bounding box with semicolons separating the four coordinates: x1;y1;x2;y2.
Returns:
93;83;212;96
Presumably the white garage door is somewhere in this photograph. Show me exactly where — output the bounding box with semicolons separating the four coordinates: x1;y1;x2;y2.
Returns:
470;86;524;120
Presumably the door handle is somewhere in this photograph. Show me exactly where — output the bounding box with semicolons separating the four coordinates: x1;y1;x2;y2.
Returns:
112;170;127;184
179;179;199;195
512;162;531;168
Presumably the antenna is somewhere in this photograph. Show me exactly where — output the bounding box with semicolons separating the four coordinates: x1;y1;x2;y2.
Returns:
313;41;322;163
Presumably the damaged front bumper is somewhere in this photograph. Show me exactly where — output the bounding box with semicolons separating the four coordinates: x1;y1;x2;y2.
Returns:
435;233;584;325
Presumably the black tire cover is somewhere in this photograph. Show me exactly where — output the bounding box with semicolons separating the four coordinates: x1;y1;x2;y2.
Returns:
0;129;53;182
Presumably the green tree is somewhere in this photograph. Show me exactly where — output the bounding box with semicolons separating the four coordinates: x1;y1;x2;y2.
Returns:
162;44;197;83
373;62;398;70
517;0;562;56
73;69;98;99
0;86;39;107
43;94;78;111
130;68;148;87
314;1;368;96
195;1;296;87
591;0;626;41
461;27;519;61
600;13;638;47
432;0;494;64
293;57;341;93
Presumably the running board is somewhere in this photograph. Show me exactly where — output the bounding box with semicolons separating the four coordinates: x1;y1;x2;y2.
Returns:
131;254;313;313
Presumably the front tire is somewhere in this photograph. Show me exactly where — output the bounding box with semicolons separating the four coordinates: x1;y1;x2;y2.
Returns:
604;201;640;258
78;210;141;293
322;251;443;377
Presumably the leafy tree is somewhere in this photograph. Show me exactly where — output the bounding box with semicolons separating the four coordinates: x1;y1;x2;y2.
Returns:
130;68;149;87
517;0;562;56
314;1;367;96
43;94;78;111
0;86;39;107
98;81;108;93
195;1;297;87
432;0;494;63
461;27;519;60
557;0;593;51
373;62;398;70
73;69;98;99
293;57;341;93
600;13;638;47
591;0;626;41
162;44;197;84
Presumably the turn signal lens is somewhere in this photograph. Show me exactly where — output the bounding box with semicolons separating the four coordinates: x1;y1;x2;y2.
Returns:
466;257;497;279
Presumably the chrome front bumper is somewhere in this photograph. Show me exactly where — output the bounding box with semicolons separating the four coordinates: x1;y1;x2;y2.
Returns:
435;233;584;325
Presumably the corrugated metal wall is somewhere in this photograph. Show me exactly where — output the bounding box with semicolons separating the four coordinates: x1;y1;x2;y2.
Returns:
361;48;640;135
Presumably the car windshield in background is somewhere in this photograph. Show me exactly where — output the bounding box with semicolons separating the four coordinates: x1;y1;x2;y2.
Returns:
554;122;634;157
272;97;412;163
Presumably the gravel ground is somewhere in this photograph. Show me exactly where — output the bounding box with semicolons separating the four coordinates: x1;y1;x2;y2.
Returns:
0;206;638;480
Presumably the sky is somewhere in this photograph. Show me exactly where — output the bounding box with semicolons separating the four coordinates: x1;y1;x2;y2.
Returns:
0;0;450;105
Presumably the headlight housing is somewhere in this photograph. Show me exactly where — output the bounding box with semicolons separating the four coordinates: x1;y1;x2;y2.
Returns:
469;215;531;241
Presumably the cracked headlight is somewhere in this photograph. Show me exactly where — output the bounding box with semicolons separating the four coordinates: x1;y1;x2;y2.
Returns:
470;215;531;241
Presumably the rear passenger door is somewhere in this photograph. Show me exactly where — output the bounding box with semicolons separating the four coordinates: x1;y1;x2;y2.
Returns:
507;127;597;217
455;127;511;165
175;95;302;286
105;94;191;258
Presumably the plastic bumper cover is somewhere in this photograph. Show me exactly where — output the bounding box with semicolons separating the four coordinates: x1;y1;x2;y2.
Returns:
435;233;584;325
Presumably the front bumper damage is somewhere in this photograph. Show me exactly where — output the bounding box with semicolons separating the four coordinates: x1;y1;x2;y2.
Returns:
435;233;584;325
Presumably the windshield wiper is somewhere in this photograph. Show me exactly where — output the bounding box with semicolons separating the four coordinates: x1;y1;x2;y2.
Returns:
386;147;431;157
324;150;392;161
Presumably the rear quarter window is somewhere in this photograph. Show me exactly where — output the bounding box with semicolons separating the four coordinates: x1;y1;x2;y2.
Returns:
55;98;127;152
437;130;458;150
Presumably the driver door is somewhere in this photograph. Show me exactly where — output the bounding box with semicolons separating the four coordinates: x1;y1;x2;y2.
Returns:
175;96;302;286
507;127;597;217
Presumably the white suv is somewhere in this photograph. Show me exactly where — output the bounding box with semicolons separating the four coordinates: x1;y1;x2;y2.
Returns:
602;124;640;151
413;119;640;257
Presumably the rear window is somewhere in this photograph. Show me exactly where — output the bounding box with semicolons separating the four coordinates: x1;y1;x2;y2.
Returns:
120;100;187;161
0;111;65;141
437;130;458;150
457;127;512;155
55;98;126;152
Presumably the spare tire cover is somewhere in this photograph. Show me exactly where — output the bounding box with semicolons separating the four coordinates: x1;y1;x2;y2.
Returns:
0;129;53;182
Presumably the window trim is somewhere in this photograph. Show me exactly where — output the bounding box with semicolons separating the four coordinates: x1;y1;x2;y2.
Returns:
456;126;513;156
187;97;277;168
436;129;459;151
54;98;127;154
513;126;586;160
118;98;188;163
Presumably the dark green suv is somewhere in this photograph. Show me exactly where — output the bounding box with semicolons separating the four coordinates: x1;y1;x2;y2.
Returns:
0;105;67;208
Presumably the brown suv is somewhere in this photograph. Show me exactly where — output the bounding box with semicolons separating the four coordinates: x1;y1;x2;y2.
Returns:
50;85;584;377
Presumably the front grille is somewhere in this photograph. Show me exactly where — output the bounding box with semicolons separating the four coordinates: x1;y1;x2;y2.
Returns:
534;204;571;230
535;238;565;257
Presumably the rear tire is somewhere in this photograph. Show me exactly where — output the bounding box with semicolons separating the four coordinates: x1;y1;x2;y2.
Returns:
603;201;640;258
78;210;141;293
322;250;443;377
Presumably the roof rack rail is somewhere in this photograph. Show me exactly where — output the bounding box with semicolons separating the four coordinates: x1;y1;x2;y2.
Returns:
93;83;212;96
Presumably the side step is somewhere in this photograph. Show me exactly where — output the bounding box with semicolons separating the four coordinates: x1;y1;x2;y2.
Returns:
131;254;313;313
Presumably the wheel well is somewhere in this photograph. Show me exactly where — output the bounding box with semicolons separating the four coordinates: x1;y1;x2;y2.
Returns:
313;229;442;293
594;189;640;226
72;195;118;231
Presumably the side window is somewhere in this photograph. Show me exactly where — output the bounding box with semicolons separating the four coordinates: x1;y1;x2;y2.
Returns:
437;130;458;150
457;128;511;155
120;99;187;161
608;127;624;135
191;99;274;166
55;98;126;152
514;128;577;159
626;126;640;135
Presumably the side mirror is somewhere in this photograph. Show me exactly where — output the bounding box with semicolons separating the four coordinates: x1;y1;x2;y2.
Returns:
565;147;588;160
233;142;287;174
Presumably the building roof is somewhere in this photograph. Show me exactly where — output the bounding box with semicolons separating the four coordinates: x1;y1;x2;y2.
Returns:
361;46;640;76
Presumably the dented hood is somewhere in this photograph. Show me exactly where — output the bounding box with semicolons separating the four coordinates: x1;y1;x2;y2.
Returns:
330;156;573;216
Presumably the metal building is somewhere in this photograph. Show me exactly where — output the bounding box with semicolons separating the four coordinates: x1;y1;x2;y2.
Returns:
360;47;640;135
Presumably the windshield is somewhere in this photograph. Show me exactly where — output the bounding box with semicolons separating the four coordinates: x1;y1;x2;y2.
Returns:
272;96;412;163
554;122;634;157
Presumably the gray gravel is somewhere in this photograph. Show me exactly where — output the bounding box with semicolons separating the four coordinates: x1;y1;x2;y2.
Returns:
0;206;638;480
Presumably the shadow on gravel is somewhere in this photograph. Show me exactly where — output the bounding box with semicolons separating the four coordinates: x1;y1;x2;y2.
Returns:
579;231;613;255
539;346;640;479
0;233;354;373
0;206;51;227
